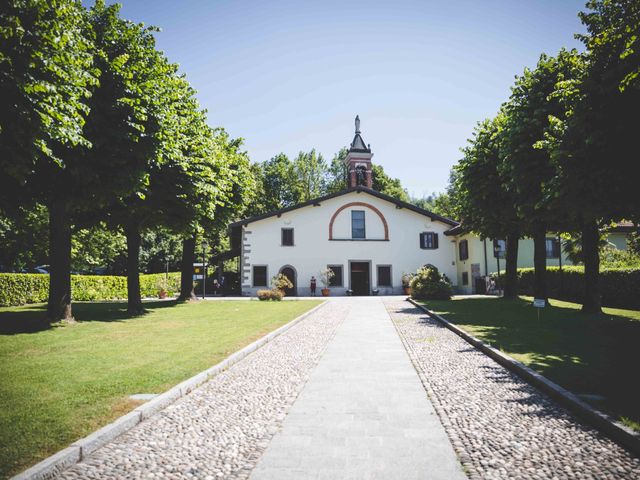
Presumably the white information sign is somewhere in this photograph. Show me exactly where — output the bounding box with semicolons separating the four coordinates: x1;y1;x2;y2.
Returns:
532;298;546;308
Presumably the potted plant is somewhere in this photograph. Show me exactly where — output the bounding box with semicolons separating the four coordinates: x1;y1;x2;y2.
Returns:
319;268;335;296
402;273;414;295
271;273;293;296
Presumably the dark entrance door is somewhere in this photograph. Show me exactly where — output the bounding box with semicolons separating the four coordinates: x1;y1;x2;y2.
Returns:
280;267;296;296
350;262;370;296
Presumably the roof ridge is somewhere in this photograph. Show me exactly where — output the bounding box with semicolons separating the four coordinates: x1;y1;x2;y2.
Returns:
229;187;460;228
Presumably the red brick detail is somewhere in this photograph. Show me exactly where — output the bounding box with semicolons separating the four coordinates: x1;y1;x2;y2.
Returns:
349;170;357;188
328;202;389;240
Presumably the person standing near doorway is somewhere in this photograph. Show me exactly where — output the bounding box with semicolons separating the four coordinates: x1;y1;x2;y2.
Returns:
310;276;317;296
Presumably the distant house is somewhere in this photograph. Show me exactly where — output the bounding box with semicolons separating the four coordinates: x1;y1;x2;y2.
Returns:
220;117;634;296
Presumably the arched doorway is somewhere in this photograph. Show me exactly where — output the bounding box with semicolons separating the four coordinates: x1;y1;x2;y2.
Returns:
279;266;297;296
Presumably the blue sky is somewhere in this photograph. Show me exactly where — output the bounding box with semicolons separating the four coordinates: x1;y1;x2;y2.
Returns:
103;0;586;197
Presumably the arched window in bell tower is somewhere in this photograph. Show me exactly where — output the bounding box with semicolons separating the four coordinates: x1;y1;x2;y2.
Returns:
355;165;367;186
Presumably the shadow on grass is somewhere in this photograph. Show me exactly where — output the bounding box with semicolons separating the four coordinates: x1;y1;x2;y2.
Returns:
417;296;640;429
0;300;179;335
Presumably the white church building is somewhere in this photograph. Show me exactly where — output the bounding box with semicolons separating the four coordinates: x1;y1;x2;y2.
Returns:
225;117;630;296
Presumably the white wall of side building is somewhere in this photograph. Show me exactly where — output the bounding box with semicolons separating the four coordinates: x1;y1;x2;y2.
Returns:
452;235;575;294
239;190;457;296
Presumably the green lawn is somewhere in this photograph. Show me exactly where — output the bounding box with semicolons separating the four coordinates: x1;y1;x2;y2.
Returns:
419;296;640;432
0;299;321;478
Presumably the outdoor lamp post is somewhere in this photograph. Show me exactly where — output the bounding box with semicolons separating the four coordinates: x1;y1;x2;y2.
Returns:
202;240;208;300
165;254;169;286
493;240;501;276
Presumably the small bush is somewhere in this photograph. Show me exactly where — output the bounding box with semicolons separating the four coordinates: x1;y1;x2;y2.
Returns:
257;289;284;301
410;264;453;300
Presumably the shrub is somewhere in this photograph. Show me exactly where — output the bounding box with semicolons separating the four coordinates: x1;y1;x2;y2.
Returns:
271;273;293;293
257;289;284;301
0;272;181;307
0;274;49;306
600;245;640;269
493;266;640;309
410;264;453;300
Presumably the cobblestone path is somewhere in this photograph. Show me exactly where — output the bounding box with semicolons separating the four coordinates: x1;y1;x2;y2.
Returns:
250;297;465;480
385;298;640;480
56;301;346;480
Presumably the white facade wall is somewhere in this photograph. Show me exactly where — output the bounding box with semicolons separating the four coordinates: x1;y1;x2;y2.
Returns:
240;191;457;296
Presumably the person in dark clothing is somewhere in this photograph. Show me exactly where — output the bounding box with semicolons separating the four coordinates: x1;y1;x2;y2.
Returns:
310;276;317;296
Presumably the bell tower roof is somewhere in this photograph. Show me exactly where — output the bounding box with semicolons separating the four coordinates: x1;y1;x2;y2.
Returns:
344;115;373;189
349;115;371;153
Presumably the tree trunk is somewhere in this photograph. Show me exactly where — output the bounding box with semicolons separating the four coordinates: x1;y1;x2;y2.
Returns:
125;221;144;315
503;233;519;299
178;234;197;301
532;223;547;301
47;198;74;322
581;219;602;314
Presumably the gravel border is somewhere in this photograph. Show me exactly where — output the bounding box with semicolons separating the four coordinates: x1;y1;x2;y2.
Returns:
387;298;640;479
13;300;329;480
408;298;640;457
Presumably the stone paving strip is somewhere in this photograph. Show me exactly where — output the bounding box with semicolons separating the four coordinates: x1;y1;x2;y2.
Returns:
55;301;347;480
384;298;640;480
250;297;466;480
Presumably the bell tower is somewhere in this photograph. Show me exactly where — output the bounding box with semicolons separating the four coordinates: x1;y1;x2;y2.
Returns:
344;115;373;189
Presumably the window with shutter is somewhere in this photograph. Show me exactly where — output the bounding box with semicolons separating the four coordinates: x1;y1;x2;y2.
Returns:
377;265;392;287
253;266;268;287
420;232;439;249
459;240;469;260
281;228;294;246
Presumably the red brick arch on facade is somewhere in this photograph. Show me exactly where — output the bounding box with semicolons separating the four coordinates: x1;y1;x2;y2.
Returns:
328;202;389;240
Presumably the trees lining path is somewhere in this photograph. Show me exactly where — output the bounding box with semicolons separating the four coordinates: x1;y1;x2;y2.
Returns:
50;298;638;479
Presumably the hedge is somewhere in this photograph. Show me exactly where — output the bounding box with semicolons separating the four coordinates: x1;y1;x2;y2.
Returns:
494;267;640;310
0;272;181;307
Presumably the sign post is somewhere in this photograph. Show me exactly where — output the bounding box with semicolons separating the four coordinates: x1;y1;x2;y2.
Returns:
532;298;546;321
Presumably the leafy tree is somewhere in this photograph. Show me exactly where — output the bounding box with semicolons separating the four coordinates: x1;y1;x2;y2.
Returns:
71;224;126;273
543;0;639;312
0;0;98;321
0;204;49;271
454;115;522;298
629;232;640;257
371;164;409;201
66;1;175;315
500;49;582;301
292;149;327;202
0;0;96;183
178;130;254;301
259;153;298;211
325;148;348;194
411;191;458;220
